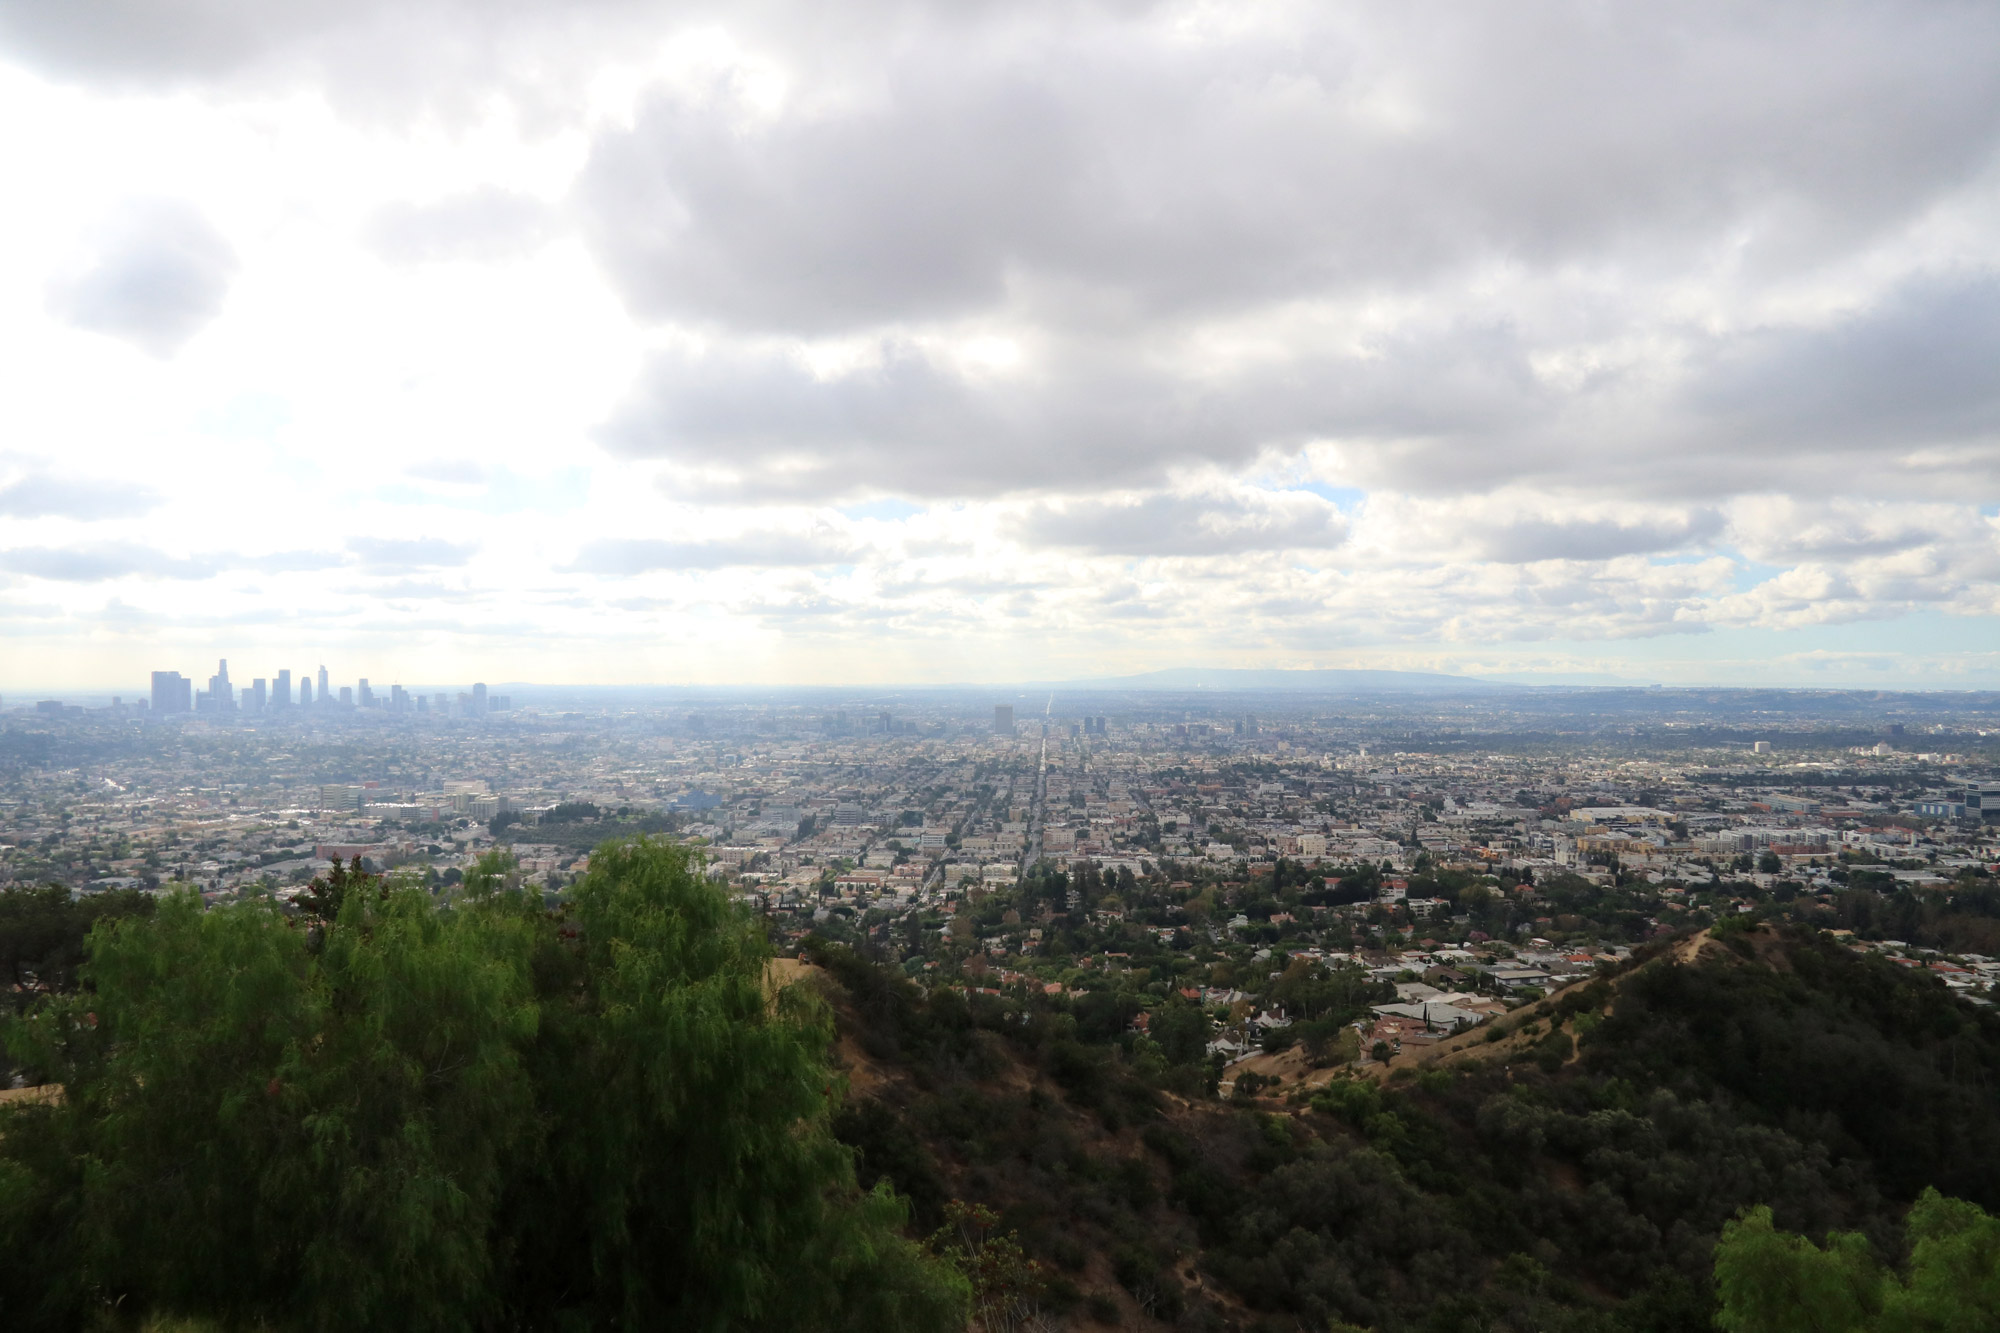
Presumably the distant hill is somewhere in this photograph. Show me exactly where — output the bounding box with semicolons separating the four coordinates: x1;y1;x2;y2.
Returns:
1056;667;1518;693
808;921;2000;1330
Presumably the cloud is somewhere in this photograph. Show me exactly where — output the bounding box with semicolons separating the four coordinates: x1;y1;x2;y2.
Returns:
365;187;556;263
570;531;859;573
1477;510;1725;563
1014;490;1348;556
46;200;238;356
8;2;2000;678
258;550;348;573
346;537;478;569
600;325;1546;499
0;475;161;520
1688;273;2000;459
0;543;218;581
581;5;2000;335
403;459;488;485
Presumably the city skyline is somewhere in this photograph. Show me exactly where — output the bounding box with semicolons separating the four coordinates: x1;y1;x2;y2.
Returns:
140;658;508;716
1;4;1997;690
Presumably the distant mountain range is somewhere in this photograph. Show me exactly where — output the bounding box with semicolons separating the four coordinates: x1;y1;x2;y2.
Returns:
1053;667;1520;693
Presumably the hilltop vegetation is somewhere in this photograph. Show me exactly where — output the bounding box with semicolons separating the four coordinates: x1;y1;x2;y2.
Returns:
0;841;965;1332
4;844;1999;1331
808;917;2000;1330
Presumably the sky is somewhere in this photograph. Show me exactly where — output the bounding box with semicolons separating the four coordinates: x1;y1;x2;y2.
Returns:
2;0;1999;693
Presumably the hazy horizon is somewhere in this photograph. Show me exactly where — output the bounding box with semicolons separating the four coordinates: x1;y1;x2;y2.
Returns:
3;2;1997;691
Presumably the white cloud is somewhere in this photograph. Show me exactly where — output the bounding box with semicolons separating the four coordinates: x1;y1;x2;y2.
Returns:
45;200;237;356
2;1;2000;685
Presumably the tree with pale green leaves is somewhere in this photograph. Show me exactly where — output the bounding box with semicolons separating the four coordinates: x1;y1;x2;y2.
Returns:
0;837;966;1333
1715;1189;2000;1333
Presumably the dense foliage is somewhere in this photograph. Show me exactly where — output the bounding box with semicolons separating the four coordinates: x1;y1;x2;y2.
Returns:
1714;1190;2000;1333
0;839;966;1333
807;925;2000;1330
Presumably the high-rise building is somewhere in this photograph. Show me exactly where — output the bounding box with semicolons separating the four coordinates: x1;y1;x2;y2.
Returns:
390;684;409;712
319;784;364;812
338;686;353;707
247;678;267;711
150;671;191;713
358;678;375;708
994;704;1014;736
317;665;330;705
473;682;488;713
299;677;313;706
273;669;292;706
208;659;234;711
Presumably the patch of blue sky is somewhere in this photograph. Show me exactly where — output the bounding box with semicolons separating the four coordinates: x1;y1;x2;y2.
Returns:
1707;547;1787;591
840;499;923;522
1285;482;1368;510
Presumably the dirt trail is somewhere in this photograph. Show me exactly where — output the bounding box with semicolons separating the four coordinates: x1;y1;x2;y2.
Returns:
1675;928;1712;964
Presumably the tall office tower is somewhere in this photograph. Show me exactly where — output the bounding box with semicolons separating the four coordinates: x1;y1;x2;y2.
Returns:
994;704;1014;736
299;677;313;706
390;684;409;712
472;682;488;713
273;669;292;706
358;678;375;708
248;678;267;711
338;686;353;707
150;671;191;713
416;692;428;713
458;691;474;717
208;659;234;710
317;665;330;704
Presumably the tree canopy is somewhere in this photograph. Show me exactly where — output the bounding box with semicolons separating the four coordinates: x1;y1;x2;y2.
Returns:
0;838;967;1333
1715;1190;2000;1333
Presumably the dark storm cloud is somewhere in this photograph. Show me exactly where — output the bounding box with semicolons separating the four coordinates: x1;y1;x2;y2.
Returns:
569;531;859;574
0;475;160;520
46;201;238;357
1478;511;1726;564
345;536;477;569
1014;491;1348;557
365;188;556;264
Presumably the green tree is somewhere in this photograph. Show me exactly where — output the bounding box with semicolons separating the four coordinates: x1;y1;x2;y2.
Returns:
1716;1191;2000;1333
0;838;966;1333
1150;1000;1211;1066
1714;1206;1880;1333
1882;1188;2000;1333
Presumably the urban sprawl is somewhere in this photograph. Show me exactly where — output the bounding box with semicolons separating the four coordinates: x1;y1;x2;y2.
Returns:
6;671;2000;1083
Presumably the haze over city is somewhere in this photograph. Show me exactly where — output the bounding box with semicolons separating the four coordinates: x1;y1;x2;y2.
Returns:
2;1;1998;692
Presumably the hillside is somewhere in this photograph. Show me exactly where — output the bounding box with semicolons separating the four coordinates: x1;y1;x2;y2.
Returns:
804;922;2000;1332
